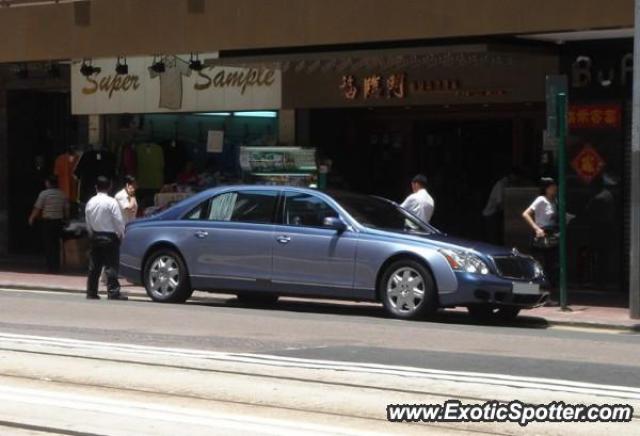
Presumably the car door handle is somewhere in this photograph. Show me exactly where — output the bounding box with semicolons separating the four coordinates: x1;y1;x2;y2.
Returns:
194;230;209;239
276;235;291;244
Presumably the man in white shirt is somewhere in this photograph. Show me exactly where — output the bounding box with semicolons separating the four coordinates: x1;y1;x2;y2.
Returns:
401;174;435;223
85;176;127;300
114;175;138;224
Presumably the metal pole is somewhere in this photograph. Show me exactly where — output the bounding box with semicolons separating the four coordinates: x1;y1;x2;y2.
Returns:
556;92;569;310
630;0;640;319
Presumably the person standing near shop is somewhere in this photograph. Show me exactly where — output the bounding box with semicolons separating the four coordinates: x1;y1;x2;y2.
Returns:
114;175;139;224
28;175;69;273
85;176;127;300
522;177;559;292
400;174;435;224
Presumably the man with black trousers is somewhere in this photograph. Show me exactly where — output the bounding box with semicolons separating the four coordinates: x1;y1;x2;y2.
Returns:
84;176;127;300
29;175;69;273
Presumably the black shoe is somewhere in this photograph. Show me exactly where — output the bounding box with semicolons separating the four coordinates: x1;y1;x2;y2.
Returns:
108;293;128;301
86;294;101;300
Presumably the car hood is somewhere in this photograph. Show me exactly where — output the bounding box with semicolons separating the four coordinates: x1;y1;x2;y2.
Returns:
364;228;515;257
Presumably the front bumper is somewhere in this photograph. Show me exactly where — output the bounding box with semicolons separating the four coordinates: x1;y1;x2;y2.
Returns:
438;272;549;308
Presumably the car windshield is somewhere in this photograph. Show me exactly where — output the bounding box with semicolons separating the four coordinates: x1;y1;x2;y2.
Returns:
330;192;438;234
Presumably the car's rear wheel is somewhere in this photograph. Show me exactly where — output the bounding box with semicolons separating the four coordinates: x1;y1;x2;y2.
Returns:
144;249;193;303
380;259;438;320
236;292;279;305
467;305;521;323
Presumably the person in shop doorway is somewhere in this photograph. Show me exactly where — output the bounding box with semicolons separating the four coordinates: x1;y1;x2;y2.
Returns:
28;175;69;273
85;176;127;301
522;178;559;303
400;174;435;224
115;175;139;224
482;167;523;245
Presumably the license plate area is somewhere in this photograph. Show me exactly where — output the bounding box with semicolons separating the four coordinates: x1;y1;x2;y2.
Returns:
512;282;540;295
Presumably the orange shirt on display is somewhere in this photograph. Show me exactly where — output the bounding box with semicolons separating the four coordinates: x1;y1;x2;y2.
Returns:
54;152;80;201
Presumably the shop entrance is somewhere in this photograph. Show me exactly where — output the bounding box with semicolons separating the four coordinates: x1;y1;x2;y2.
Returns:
414;120;513;240
310;106;541;240
6;90;74;254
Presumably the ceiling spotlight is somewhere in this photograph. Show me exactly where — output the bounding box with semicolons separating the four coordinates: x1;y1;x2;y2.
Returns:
150;55;165;73
115;56;128;75
189;53;203;71
80;59;101;77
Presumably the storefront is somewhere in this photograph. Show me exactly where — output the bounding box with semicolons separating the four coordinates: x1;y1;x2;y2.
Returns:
283;45;557;242
0;63;80;257
558;38;632;293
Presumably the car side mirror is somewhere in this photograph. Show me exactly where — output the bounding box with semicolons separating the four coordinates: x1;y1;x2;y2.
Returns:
323;216;347;233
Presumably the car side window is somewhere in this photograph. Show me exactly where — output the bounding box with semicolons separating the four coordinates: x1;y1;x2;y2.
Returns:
184;200;209;220
283;192;339;228
207;190;278;224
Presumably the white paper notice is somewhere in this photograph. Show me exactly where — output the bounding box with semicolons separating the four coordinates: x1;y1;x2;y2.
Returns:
207;130;224;153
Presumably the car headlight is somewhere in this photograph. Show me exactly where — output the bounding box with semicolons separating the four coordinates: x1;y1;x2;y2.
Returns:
440;249;490;275
533;260;545;278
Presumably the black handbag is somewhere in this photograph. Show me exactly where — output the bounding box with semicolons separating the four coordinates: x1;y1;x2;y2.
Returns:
532;228;559;249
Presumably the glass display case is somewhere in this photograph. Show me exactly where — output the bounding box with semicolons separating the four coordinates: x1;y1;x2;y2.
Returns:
239;146;317;187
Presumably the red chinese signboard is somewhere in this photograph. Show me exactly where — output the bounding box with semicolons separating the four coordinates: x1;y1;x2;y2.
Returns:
571;146;605;184
568;104;621;129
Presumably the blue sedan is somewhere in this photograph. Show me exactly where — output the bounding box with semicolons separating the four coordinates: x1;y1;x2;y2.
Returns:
120;186;548;321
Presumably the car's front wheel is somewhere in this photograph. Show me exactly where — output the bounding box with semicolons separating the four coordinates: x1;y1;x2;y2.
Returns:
380;259;438;320
144;249;193;303
467;305;521;323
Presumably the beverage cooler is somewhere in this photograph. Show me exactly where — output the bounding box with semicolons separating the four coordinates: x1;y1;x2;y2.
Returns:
239;146;317;187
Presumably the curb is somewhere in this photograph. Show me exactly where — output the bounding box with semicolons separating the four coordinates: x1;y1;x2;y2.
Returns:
1;283;638;333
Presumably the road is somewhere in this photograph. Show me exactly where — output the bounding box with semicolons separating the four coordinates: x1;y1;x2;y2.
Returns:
0;287;638;435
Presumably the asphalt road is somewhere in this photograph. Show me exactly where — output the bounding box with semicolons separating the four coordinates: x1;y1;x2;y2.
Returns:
1;287;638;389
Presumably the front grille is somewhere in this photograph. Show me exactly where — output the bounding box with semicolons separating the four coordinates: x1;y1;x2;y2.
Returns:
492;256;536;280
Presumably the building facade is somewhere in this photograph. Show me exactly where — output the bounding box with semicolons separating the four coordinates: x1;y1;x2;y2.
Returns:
0;0;636;309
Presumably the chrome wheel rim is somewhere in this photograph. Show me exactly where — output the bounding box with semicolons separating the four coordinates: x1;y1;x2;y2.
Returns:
148;255;180;298
386;267;425;313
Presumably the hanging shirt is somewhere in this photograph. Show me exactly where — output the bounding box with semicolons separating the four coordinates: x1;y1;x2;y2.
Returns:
527;195;557;229
148;56;192;110
74;150;117;203
85;192;125;238
114;189;138;224
401;188;435;223
121;144;137;177
54;152;80;201
136;143;165;189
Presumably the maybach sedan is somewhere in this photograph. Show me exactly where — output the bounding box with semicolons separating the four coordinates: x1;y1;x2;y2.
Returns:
120;186;548;321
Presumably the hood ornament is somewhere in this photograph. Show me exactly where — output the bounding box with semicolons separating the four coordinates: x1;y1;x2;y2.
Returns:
512;247;520;256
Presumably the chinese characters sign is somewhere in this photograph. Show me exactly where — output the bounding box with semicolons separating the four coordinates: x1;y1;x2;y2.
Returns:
568;104;621;129
571;145;605;184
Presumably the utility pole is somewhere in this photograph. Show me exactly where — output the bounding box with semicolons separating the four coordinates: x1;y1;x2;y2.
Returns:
631;0;640;319
556;92;569;310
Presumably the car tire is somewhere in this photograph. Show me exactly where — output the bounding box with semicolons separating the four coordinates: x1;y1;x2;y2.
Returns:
467;305;521;323
236;292;279;305
143;249;193;303
380;259;438;320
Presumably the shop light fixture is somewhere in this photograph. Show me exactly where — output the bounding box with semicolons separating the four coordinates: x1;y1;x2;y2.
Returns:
197;112;232;116
150;55;165;73
115;57;128;75
233;111;277;118
80;59;101;77
189;53;203;71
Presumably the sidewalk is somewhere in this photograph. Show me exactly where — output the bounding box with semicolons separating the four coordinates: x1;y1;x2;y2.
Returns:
0;268;638;331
